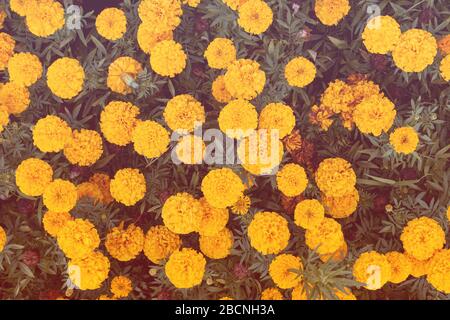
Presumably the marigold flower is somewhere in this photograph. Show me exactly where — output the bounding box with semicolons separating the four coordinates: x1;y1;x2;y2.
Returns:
99;101;140;146
315;158;356;197
247;211;290;255
0;32;15;71
143;225;181;264
96;8;127;41
212;75;233;103
322;188;359;219
276;164;308;197
89;173;113;204
132;120;170;159
261;287;283;300
162;192;202;234
199;228;233;259
238;0;273;35
284;57;316;88
68;251;110;291
9;0;31;16
174;134;206;165
334;288;356;300
16;158;53;197
201;168;245;209
63;129;103;167
231;195;251;215
47;58;85;99
25;0;65;37
105;224;144;262
107;57;143;95
362;16;401;54
57;219;100;260
440;55;450;81
353;251;392;290
218;99;258;139
305;217;344;255
110;168;146;206
0;82;30;114
406;254;432;278
111;276;132;298
33;115;72;153
314;0;350;26
353;95;396;136
389;126;419;154
7;52;43;87
137;23;173;54
385;251;412;284
427;249;450;294
204;38;237;69
150;40;187;78
319;241;347;263
438;34;450;55
77;182;103;203
224;59;266;100
42;211;73;238
291;283;315;300
43;179;77;213
294;199;325;230
269;254;302;289
164;94;205;133
138;0;182;32
165;248;206;288
259;102;296;139
0;226;7;252
198;198;229;236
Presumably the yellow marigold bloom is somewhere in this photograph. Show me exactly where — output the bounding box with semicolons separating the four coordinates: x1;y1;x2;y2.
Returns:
389;126;419;155
100;101;140;146
137;23;173;54
0;82;30;114
107;57;143;95
261;287;283;300
237;129;284;176
43;179;77;212
294;199;325;230
63;129;103;167
319;241;347;263
201;168;245;209
385;251;412;284
33;115;72;153
427;249;450;294
204;38;237;69
77;182;103;203
284;57;316;88
68;251;110;290
164;94;205;133
259;102;296;139
353;251;392;290
322;188;359;219
237;0;273;35
105;224;144;262
438;35;450;55
9;0;31;16
42;211;73;237
276;164;308;197
174;134;206;165
150;40;187;78
138;0;182;32
199;227;233;259
96;8;127;41
47;58;84;99
223;0;249;10
400;217;445;261
198;198;229;236
291;283;310;300
0;107;8;133
111;276;132;298
25;0;65;37
89;173;113;205
16;158;53;197
407;254;432;278
110;168;146;206
362;16;401;54
353;95;396;136
247;211;290;255
162;192;202;234
392;29;437;73
269;254;302;289
212;75;233;103
132;120;170;159
57;219;100;260
7;52;43;87
224;59;266;100
440;55;450;81
165;248;206;288
144;225;181;264
218;99;258;139
231;195;251;215
305;217;344;255
0;32;15;71
315;158;356;197
314;0;350;26
0;226;7;252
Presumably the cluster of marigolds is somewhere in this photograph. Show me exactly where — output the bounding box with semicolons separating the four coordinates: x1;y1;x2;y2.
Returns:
0;0;449;300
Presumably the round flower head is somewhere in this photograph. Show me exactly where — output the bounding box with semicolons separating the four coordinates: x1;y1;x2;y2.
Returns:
138;0;182;32
440;55;450;81
25;0;65;37
315;158;356;197
212;75;233;103
314;0;350;26
57;219;100;260
89;173;113;205
16;158;53;197
174;134;206;165
96;8;127;41
78;183;103;203
406;254;432;278
204;38;236;69
150;40;187;77
199;228;233;259
198;198;229;236
261;288;283;300
259;102;296;139
238;0;273;35
269;254;302;289
8;52;43;87
42;211;73;237
47;58;85;99
322;188;359;219
305;217;344;255
438;35;450;55
43;179;78;212
162;192;202;234
132;120;170;159
105;224;144;262
224;59;266;100
427;249;450;294
276;163;308;197
0;226;7;252
223;0;249;10
218;99;258;139
319;241;347;263
291;283;311;300
247;211;290;255
100;101;140;146
294;199;325;230
9;0;31;16
137;23;173;55
362;16;401;54
231;195;251;215
385;251;412;284
164;94;205;133
353;251;392;290
63;129;103;167
284;57;316;88
0;82;30;114
353;95;396;136
68;251;110;291
0;33;15;71
400;217;445;261
107;57;143;95
33;115;72;153
389;127;419;155
110;168;146;206
201;168;245;209
165;248;206;289
392;29;437;72
143;225;181;264
111;276;132;298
